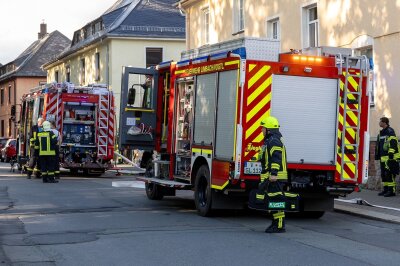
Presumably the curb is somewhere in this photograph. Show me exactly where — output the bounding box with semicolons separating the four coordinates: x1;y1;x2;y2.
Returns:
334;203;400;225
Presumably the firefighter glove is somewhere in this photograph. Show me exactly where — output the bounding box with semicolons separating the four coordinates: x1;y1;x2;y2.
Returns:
260;173;269;182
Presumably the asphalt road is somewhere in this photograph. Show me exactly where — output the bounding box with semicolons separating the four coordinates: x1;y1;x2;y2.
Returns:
0;162;399;266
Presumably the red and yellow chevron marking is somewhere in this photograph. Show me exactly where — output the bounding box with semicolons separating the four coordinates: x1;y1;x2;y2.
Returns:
336;71;361;181
244;63;272;161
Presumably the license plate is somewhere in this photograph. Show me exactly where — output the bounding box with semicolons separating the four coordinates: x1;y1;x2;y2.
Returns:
244;161;262;175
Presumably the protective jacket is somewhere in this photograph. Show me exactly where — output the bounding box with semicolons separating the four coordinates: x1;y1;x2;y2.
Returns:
260;130;288;182
375;126;400;162
35;131;57;156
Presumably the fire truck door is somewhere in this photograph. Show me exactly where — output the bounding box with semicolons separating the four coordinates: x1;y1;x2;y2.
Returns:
119;67;159;150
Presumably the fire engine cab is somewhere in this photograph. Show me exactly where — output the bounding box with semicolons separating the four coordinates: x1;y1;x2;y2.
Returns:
19;82;115;175
119;38;371;217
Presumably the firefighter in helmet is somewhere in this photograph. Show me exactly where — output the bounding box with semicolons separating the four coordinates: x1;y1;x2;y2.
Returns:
375;117;399;197
35;121;58;183
27;117;44;179
259;116;288;233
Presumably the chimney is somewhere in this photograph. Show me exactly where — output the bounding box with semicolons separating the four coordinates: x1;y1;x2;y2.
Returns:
38;22;47;39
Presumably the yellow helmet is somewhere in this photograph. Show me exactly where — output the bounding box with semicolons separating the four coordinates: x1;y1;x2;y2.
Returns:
260;116;279;129
42;121;51;131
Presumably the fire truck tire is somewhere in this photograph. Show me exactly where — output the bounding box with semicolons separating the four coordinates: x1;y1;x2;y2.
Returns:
195;165;212;217
145;183;164;200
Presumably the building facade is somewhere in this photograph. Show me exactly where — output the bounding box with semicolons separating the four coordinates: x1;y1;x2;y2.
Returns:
179;0;400;183
0;24;70;137
43;0;186;121
179;0;400;137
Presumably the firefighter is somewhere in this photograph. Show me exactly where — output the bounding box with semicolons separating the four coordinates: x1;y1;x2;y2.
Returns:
27;117;44;179
35;121;58;183
50;121;61;179
259;116;288;233
375;117;399;197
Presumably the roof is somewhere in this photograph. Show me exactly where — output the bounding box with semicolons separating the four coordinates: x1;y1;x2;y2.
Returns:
44;0;185;67
0;31;70;82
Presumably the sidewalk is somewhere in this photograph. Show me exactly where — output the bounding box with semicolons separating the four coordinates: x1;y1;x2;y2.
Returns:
334;188;400;224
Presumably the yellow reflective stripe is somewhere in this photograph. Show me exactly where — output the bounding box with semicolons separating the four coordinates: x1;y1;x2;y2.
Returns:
192;148;201;153
381;156;388;162
202;149;212;155
284;193;298;197
51;135;56;139
268;192;283;197
270;147;282;154
273;212;285;219
256;194;265;200
271;163;280;169
211;180;229;190
224;60;240;66
277;171;287;177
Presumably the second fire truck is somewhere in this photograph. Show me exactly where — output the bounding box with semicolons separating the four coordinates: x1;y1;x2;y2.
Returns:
19;82;115;175
119;38;371;217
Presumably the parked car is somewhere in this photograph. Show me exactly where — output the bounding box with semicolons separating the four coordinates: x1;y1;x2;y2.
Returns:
1;139;16;163
0;137;9;162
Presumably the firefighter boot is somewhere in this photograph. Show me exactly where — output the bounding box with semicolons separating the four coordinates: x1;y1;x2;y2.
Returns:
384;187;396;197
378;186;388;196
265;212;286;233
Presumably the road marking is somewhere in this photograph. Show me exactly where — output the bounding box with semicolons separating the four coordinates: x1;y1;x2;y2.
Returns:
112;181;145;189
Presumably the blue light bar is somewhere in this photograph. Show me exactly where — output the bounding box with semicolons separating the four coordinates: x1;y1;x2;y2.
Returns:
192;55;209;64
158;60;173;69
176;59;191;67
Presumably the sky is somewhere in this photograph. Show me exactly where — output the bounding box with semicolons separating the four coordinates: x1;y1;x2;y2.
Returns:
0;0;118;64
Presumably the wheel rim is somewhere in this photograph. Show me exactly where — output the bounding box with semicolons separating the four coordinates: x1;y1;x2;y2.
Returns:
198;176;208;207
147;183;155;194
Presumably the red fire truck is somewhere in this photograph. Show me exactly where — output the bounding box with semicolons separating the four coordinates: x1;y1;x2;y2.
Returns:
19;82;115;175
119;38;371;217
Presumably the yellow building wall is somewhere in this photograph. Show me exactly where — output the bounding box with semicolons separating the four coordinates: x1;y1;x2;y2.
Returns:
47;43;109;86
46;38;185;125
109;38;185;118
182;0;400;136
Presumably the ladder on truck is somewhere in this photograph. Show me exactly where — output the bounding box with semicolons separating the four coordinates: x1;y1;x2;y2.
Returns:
338;54;369;181
98;93;110;158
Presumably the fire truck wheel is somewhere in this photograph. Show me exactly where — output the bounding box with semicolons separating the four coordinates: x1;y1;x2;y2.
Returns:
145;183;164;200
195;165;212;217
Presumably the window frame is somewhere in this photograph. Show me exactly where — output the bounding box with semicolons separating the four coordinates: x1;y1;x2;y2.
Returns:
301;2;319;48
80;58;86;85
95;52;100;81
145;47;163;68
0;88;4;106
233;0;245;34
266;16;280;40
66;65;71;82
55;70;59;83
203;7;210;45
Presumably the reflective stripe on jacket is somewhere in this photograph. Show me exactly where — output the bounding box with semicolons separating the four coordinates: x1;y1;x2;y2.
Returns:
35;131;57;156
260;130;288;181
375;126;400;162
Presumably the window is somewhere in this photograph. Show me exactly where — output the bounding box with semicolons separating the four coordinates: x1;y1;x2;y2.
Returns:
55;70;59;82
267;18;280;39
8;119;11;137
95;52;100;81
203;8;210;44
66;65;71;82
146;48;163;68
233;0;245;33
80;58;85;84
1;120;4;137
8;85;11;104
0;89;4;105
302;4;319;48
